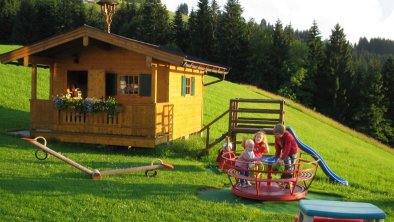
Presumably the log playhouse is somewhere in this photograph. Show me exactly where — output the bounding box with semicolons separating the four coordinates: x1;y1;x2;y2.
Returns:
22;137;174;179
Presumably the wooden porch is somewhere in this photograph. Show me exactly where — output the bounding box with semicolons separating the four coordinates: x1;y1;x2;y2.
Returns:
30;100;173;147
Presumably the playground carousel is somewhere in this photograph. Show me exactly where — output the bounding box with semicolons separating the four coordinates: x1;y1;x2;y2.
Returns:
221;152;319;201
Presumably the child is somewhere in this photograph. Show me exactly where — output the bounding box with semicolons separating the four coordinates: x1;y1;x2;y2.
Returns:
273;123;299;179
253;131;270;158
252;131;269;177
235;139;259;187
216;137;234;170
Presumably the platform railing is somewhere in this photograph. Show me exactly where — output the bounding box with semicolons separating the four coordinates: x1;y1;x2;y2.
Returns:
221;152;319;201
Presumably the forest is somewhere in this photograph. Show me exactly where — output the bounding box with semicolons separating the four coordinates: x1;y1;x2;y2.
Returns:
1;0;393;147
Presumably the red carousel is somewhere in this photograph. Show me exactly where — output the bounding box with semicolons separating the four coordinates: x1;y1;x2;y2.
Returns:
219;152;319;201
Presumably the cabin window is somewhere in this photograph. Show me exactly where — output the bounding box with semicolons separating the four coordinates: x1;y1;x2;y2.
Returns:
67;71;87;98
119;74;151;96
181;76;195;96
120;75;139;95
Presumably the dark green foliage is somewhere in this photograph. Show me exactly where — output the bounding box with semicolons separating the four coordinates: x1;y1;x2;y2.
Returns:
317;24;354;121
177;2;188;15
304;21;325;107
356;37;394;54
216;0;248;82
244;21;273;88
11;0;38;44
84;4;105;30
268;20;291;90
350;60;393;143
189;0;215;59
53;0;85;33
0;0;20;43
381;57;394;146
171;8;189;52
136;0;170;45
113;2;139;37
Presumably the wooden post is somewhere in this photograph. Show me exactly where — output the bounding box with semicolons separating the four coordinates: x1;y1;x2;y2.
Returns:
152;64;157;103
279;100;285;124
49;64;55;98
31;64;37;100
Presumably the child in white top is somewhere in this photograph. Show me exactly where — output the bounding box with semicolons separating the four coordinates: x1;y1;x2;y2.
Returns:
236;139;259;187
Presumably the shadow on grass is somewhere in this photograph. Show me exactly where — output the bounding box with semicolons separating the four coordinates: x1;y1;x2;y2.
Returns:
198;187;344;215
0;174;202;200
0;105;29;133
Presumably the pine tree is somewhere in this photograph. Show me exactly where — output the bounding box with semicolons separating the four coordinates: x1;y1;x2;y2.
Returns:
137;0;170;45
54;0;85;33
171;7;189;52
381;56;394;146
269;19;290;90
178;3;188;15
245;20;273;88
189;0;215;59
11;0;37;44
216;0;248;82
113;2;139;37
305;21;325;107
351;60;393;144
0;0;20;44
318;24;354;121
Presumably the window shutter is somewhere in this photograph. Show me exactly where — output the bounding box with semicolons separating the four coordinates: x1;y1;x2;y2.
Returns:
139;74;151;96
181;75;186;96
191;77;195;96
105;73;117;97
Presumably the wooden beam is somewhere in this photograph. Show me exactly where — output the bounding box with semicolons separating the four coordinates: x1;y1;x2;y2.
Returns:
152;64;157;103
83;35;89;47
145;56;152;68
31;64;37;100
23;56;29;66
30;56;54;65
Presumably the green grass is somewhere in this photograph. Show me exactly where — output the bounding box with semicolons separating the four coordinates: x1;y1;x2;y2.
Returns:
0;45;393;221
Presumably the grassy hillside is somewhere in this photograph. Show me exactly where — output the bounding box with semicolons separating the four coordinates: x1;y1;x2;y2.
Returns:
0;45;393;221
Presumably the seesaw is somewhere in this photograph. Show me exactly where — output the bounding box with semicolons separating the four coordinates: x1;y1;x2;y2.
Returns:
22;137;174;180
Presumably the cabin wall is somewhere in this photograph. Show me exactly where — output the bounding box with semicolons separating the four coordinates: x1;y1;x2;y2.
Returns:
52;43;151;103
168;66;204;139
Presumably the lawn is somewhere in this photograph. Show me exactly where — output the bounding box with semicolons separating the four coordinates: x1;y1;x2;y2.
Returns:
0;45;393;221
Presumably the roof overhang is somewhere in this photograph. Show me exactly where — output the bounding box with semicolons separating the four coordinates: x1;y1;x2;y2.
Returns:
0;25;228;75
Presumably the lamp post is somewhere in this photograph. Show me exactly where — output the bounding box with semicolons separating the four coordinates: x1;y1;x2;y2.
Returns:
97;0;118;33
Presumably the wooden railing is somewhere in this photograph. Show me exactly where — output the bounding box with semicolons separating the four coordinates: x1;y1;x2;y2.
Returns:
60;110;121;126
228;98;285;151
30;100;173;137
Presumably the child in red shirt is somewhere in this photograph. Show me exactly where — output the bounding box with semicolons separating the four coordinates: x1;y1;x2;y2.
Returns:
273;124;299;179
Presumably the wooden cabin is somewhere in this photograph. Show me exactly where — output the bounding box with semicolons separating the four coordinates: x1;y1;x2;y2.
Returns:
0;25;228;148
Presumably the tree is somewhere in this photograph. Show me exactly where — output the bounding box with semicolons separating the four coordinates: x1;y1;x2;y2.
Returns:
11;0;37;44
0;0;20;44
54;0;85;33
382;56;394;120
317;24;354;121
351;60;393;144
171;7;189;52
244;20;273;88
177;3;188;15
189;0;215;59
305;21;325;107
381;56;394;146
268;19;290;90
114;2;139;38
216;0;248;82
137;0;170;45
